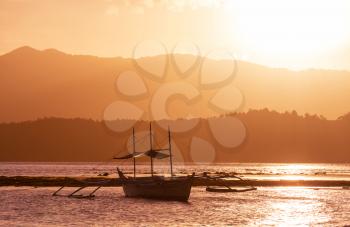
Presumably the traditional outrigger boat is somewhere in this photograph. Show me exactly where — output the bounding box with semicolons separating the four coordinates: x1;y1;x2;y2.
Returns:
52;123;255;200
114;124;194;202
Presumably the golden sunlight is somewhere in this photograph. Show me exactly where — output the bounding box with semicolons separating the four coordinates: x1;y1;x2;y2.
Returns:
228;0;349;68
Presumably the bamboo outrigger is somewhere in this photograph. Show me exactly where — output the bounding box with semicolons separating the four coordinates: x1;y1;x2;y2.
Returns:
52;180;108;198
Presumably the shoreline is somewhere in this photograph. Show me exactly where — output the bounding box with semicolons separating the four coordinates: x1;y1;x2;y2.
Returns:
1;176;350;187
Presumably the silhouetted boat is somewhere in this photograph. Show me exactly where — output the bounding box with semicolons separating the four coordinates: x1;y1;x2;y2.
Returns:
114;124;194;202
206;186;257;193
117;169;193;201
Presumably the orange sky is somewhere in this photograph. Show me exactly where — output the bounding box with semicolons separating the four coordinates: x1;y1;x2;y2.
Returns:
0;0;350;70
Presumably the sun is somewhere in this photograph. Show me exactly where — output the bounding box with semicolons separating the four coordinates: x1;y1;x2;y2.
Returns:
226;0;350;68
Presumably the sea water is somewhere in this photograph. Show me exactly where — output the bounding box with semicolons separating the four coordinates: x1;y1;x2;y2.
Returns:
0;163;350;226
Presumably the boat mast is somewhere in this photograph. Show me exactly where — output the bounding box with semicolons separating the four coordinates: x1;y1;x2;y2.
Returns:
132;127;136;179
168;126;173;177
149;122;154;177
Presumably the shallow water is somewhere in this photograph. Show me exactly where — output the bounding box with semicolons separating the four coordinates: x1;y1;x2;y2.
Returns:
1;163;350;226
0;186;350;226
1;162;350;180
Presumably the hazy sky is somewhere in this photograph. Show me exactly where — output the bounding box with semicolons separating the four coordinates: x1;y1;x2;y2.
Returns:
1;0;349;70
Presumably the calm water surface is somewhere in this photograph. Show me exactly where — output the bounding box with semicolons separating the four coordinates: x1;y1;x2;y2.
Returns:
1;163;350;226
1;162;350;179
0;187;350;226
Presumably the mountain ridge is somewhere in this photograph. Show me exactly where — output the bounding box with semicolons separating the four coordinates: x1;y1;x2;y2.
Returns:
3;46;349;73
1;46;350;122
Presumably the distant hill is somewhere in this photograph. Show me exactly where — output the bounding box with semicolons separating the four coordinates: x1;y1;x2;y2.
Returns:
1;46;350;122
0;110;349;163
